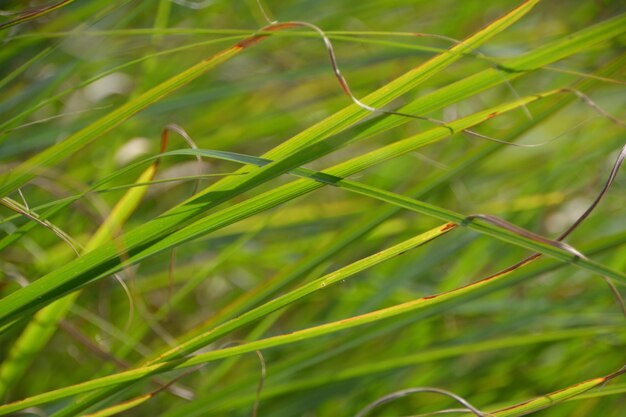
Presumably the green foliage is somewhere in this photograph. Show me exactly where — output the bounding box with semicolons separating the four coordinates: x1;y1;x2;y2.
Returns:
0;1;625;416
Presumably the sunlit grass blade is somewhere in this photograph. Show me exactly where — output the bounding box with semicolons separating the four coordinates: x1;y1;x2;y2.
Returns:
488;367;626;417
80;394;151;417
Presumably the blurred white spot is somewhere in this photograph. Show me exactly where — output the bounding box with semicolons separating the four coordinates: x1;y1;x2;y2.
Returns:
84;73;133;103
443;105;458;122
545;197;593;234
115;137;151;166
62;91;89;117
172;0;215;9
36;64;57;80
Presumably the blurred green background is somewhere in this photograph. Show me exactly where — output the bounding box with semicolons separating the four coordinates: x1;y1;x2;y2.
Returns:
1;0;625;416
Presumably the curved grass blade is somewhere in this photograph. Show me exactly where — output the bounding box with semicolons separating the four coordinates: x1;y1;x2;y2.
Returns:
0;196;80;255
354;387;486;417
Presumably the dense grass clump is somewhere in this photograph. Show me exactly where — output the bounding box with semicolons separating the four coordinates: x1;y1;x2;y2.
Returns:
0;1;625;416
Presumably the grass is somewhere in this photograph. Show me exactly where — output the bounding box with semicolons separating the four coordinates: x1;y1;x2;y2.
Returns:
0;0;625;416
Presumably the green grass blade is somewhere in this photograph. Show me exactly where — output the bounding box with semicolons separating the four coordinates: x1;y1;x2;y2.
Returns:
488;368;626;416
80;394;151;417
